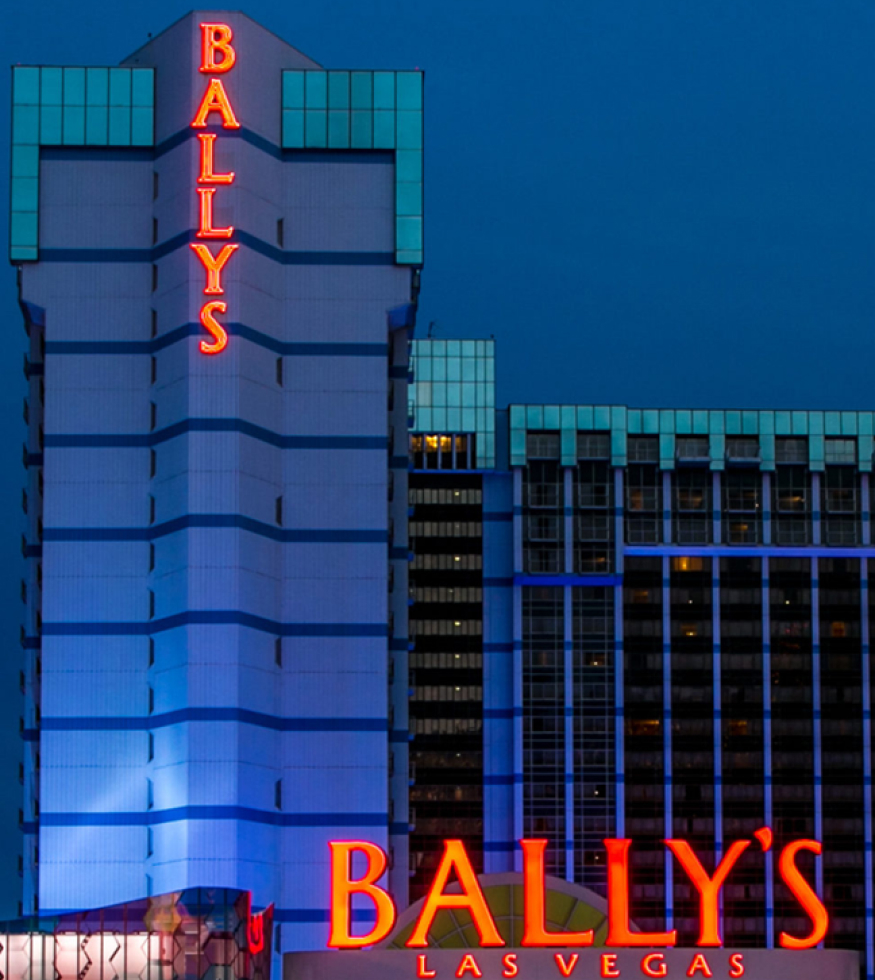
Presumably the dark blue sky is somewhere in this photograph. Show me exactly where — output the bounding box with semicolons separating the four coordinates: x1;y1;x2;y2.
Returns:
3;0;874;913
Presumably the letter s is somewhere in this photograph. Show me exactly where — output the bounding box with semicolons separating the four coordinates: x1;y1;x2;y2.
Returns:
778;840;829;949
728;954;745;978
502;954;519;978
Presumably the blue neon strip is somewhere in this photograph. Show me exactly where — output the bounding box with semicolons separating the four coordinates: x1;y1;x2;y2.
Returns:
627;544;875;558
45;516;386;544
42;613;387;637
514;574;621;587
45;420;385;450
40;710;387;732
273;908;377;924
40;807;387;827
860;571;874;978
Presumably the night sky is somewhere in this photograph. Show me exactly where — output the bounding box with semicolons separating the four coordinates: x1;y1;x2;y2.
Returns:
3;0;874;914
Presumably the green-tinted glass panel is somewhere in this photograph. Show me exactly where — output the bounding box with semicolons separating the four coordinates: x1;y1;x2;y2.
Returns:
10;212;38;247
396;249;422;265
594;406;610;429
327;110;350;148
109;68;131;107
305;72;327;109
373;110;395;148
675;409;691;434
40;105;62;144
13;106;39;144
373;72;395;109
305;110;327;148
131;107;153;145
350;110;372;148
283;71;304;109
86;67;109;106
396;182;422;216
328;71;350;109
11;145;39;179
85;105;108;144
396;110;422;149
63;105;85;144
544;405;560;429
395;149;421;182
351;72;373;109
41;67;63;105
13;67;40;105
283;109;304;147
109;106;131;144
63;67;86;105
11;178;38;212
131;69;154;107
11;245;38;262
396;215;422;251
396;72;423;110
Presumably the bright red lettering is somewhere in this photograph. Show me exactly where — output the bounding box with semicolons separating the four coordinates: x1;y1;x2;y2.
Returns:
455;955;482;978
554;954;579;977
778;839;829;949
200;23;236;73
728;953;745;978
522;840;593;946
192;78;240;129
641;954;667;978
417;955;436;979
327;841;396;948
604;839;676;947
600;954;620;979
686;954;712;978
502;955;518;979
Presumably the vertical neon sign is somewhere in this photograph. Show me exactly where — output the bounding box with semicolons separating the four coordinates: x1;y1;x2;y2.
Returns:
190;23;239;355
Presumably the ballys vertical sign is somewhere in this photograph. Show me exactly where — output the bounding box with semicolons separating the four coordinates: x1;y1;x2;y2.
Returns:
190;22;240;355
328;834;828;961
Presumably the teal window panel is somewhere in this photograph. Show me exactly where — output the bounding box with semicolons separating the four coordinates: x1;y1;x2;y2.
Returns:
41;68;63;105
808;411;824;435
611;405;627;432
611;428;626;464
462;357;475;381
432;340;446;356
131;69;153;107
396;249;423;264
675;410;691;434
742;410;758;434
693;409;708;434
40;105;63;144
544;405;560;429
108;106;131;145
417;407;431;430
791;411;808;435
328;71;350;109
305;72;327;109
447;340;460;356
63;105;86;144
511;428;527;466
659;410;675;434
86;67;109;106
447;385;461;409
485;357;494;381
11;178;38;212
327;110;350;148
841;412;858;436
527;406;544;429
373;110;395;149
434;408;447;428
305;110;327;148
85;105;109;144
447;408;461;429
725;410;741;435
860;414;874;437
63;68;86;105
396;182;422;216
283;71;305;109
12;145;39;178
396;71;423;111
709;434;725;470
809;434;824;470
373;72;396;110
775;411;791;435
461;407;475;430
659;434;675;469
350;110;372;148
10;212;38;247
825;411;841;436
577;406;593;430
10;245;38;262
396;216;422;251
432;382;446;407
709;411;725;435
109;68;131;107
627;409;641;434
759;412;775;435
560;405;576;434
510;404;525;429
417;357;432;382
131;107;153;146
484;385;494;408
351;72;373;110
860;438;873;472
760;433;776;469
594;406;610;429
561;428;576;465
283;109;305;147
417;382;432;406
396;110;422;150
13;67;40;105
432;357;446;382
13;105;39;144
447;356;461;382
642;409;659;434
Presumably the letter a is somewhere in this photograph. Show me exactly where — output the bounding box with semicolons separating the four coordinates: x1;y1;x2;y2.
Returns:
192;79;240;129
200;22;236;72
328;841;396;948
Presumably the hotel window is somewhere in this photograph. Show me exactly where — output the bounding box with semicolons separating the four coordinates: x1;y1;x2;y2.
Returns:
576;432;610;459
725;437;759;461
825;437;856;466
527;432;560;459
675;436;709;460
628;436;659;463
775;437;808;464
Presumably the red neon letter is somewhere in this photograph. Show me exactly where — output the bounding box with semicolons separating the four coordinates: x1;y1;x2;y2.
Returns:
190;243;239;294
686;954;713;978
600;954;620;979
605;839;676;947
502;955;518;978
778;839;829;949
200;23;236;73
521;840;593;946
641;954;667;978
198;300;229;355
406;840;503;947
196;188;234;239
554;954;579;977
328;841;396;948
456;956;482;978
728;954;745;978
417;956;436;979
192;78;241;129
198;134;235;185
665;839;750;946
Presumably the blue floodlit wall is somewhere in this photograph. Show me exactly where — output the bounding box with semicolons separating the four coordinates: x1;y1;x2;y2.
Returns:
13;11;418;958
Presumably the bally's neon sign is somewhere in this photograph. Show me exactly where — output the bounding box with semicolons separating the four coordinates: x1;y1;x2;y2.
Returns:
190;22;240;355
328;833;828;961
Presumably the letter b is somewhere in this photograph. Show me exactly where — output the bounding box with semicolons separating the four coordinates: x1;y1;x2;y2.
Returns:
328;841;396;948
200;23;236;72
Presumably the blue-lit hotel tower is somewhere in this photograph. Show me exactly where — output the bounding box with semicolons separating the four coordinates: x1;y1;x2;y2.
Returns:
11;11;875;980
12;10;422;952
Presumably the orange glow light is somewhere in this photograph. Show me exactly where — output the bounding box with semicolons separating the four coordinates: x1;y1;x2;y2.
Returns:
197;134;235;184
198;300;229;355
192;78;241;129
200;23;236;73
604;839;677;947
190;242;239;294
327;841;396;948
196;187;234;239
521;840;593;946
778;839;829;949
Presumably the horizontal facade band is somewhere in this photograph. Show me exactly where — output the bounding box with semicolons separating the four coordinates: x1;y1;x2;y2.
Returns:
42;612;387;637
38;807;388;827
40;710;389;732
